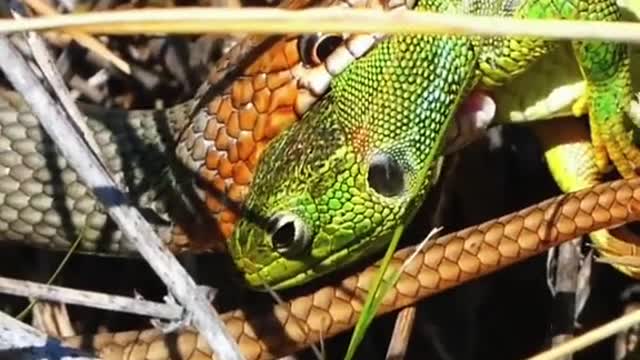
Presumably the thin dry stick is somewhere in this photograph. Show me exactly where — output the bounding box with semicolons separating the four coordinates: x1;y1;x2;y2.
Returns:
0;310;48;349
529;308;640;360
31;302;75;338
0;8;639;43
385;306;417;360
0;276;183;320
546;238;583;360
17;15;107;166
0;36;245;360
0;309;100;360
21;0;130;73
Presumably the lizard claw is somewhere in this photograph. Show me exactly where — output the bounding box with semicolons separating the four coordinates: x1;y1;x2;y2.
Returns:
589;113;640;178
586;116;612;173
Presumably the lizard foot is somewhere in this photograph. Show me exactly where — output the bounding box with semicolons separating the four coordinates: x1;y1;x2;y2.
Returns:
591;227;640;278
588;113;640;178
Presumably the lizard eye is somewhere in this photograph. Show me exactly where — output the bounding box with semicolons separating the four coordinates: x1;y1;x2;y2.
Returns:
268;213;311;257
368;152;405;197
298;33;344;66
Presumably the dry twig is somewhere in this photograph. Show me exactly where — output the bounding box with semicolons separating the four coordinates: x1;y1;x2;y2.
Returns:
0;35;245;360
0;8;639;44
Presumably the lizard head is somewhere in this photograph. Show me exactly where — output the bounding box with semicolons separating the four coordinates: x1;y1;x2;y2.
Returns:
229;33;477;290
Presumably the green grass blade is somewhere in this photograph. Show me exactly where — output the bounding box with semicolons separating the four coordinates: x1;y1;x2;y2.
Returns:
344;224;405;360
343;226;442;360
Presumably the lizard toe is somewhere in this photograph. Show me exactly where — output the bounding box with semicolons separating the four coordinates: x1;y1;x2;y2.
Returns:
590;114;640;178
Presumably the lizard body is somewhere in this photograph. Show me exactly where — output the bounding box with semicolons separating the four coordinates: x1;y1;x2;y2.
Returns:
230;0;640;289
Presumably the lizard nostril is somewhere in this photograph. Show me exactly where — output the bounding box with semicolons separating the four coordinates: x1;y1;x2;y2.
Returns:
269;213;312;258
272;221;295;249
367;152;405;197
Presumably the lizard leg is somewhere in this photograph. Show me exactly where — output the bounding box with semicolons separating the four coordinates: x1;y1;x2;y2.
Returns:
477;0;639;178
533;117;640;278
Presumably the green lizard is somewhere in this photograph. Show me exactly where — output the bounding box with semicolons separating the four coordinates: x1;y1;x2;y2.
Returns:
230;0;640;289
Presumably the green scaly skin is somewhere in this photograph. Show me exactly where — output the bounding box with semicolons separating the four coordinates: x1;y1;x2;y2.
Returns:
230;0;639;290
